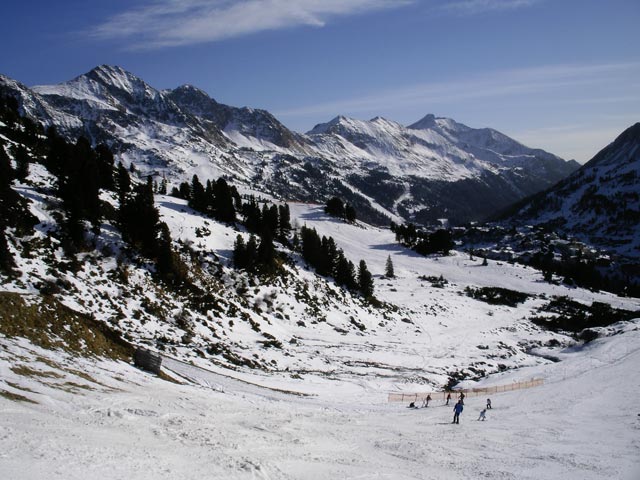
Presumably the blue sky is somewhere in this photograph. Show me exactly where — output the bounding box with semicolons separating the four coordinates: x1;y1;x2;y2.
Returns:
1;0;638;162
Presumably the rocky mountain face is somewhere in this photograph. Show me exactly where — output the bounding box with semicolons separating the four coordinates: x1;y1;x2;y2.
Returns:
0;65;579;226
500;122;640;262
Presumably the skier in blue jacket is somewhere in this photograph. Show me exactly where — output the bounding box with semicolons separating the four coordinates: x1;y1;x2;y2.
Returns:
452;401;463;424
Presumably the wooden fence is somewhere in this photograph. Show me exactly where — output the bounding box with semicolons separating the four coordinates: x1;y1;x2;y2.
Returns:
388;378;544;404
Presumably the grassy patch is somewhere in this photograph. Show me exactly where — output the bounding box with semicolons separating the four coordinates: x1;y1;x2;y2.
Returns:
0;389;38;404
10;364;63;378
52;381;95;393
0;292;133;360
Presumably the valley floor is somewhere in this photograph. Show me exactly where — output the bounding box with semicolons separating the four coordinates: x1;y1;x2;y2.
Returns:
1;320;639;480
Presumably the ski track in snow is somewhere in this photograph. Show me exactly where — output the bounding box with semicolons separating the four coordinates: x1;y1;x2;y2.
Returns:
1;321;640;479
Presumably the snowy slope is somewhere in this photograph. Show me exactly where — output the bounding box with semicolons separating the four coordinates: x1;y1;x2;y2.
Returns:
1;312;638;479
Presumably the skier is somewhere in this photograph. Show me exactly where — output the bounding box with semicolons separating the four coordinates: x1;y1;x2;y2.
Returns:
445;392;452;405
422;394;432;408
486;398;492;409
459;392;465;405
478;409;487;421
452;401;463;424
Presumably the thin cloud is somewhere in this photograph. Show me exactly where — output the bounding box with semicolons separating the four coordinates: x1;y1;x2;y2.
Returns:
439;0;542;15
512;121;639;162
91;0;412;49
275;62;640;119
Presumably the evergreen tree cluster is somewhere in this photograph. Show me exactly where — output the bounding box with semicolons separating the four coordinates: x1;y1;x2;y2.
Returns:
171;175;293;275
298;226;374;298
0;95;186;286
240;196;292;242
325;196;357;223
232;233;278;275
528;248;638;296
229;197;293;275
119;174;187;286
391;222;454;256
173;175;240;224
45;129;116;250
0;96;43;274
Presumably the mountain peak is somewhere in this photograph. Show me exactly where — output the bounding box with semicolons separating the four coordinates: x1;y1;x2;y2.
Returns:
307;115;353;135
75;65;156;98
408;114;469;133
410;113;437;129
169;84;217;105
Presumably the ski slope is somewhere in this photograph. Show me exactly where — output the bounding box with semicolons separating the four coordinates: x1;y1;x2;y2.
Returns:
0;319;638;479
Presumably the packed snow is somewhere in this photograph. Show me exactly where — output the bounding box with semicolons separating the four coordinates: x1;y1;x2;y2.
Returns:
1;318;639;479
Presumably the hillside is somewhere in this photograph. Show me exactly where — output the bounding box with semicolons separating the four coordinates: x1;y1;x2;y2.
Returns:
1;90;640;478
0;65;578;226
496;122;640;261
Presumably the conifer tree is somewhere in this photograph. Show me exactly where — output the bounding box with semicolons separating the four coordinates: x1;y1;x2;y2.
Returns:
278;204;291;240
95;143;115;191
233;234;247;269
358;259;374;298
0;225;14;276
213;178;236;223
345;203;357;223
116;162;131;205
120;178;159;257
0;146;15;274
14;146;29;182
325;196;345;218
155;221;187;285
257;231;277;274
385;255;395;278
244;235;258;272
189;174;207;212
158;177;168;195
335;252;357;290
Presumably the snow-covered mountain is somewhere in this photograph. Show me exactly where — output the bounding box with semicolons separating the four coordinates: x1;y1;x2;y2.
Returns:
0;65;579;225
501;122;640;260
307;114;579;223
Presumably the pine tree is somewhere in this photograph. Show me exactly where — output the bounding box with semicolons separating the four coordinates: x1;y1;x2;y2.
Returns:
158;177;168;195
345;203;357;223
325;196;345;218
257;231;277;274
385;255;395;278
14;146;30;182
213;178;236;223
335;252;357;290
358;259;374;298
116;162;131;205
0;225;14;276
94;143;115;191
233;235;247;269
189;175;207;212
245;235;258;272
119;178;160;257
278;204;291;240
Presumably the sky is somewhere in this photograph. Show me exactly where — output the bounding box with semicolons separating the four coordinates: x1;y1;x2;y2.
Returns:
1;0;638;162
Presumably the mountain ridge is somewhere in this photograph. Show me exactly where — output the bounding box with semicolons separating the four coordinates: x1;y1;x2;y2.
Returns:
0;64;579;225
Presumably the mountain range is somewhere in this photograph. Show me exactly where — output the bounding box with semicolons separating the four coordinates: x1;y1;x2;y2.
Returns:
0;65;579;226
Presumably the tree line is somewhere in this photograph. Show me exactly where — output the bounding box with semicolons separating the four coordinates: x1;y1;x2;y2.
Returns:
298;226;374;298
390;222;454;256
